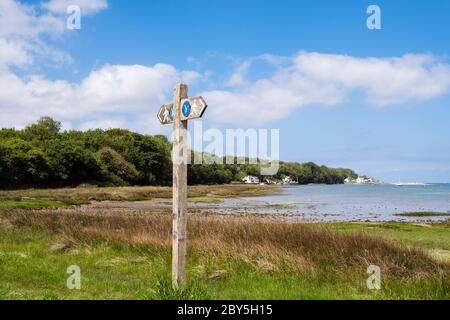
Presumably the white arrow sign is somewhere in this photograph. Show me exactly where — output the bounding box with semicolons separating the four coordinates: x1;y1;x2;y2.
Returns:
157;96;207;125
157;103;173;125
180;96;208;121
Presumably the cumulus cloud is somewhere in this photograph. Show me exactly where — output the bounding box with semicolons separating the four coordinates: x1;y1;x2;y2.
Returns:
293;52;450;106
0;63;200;130
205;52;450;125
2;1;450;131
0;0;75;70
0;1;200;133
0;0;65;38
0;0;110;69
0;38;30;68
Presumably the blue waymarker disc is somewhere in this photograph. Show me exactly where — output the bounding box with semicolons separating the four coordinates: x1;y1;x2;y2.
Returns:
169;105;174;121
182;101;191;117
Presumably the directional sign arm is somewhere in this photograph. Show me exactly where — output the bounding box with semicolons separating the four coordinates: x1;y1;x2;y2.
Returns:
180;96;207;121
158;96;207;124
157;103;173;125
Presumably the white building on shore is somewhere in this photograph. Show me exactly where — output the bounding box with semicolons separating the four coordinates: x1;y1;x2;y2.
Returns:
345;176;379;184
242;175;260;184
282;176;298;185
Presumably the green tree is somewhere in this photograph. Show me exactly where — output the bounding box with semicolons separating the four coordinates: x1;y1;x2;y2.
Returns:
0;117;359;188
23;117;62;141
43;139;101;184
0;139;50;185
97;147;141;185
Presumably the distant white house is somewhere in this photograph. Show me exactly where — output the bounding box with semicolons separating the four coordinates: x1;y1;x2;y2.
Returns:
280;175;298;185
345;176;381;184
281;176;293;184
356;176;376;184
242;175;260;184
344;177;354;184
355;176;365;184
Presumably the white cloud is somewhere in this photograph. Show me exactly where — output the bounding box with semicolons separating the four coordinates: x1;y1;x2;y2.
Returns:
42;0;108;15
0;0;70;71
205;52;450;125
1;1;450;131
0;38;30;68
3;50;450;131
0;0;109;70
0;63;200;131
0;1;185;134
226;60;251;87
0;0;65;38
293;52;450;106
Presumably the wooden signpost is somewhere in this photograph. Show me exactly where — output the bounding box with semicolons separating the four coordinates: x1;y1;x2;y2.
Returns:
158;84;208;288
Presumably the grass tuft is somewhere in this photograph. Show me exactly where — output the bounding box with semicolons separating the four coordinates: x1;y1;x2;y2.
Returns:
139;277;209;300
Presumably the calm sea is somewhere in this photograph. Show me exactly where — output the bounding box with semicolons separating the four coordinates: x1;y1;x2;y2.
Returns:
220;183;450;222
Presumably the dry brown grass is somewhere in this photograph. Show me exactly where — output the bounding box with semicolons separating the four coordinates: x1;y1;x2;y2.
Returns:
0;184;279;205
2;208;447;280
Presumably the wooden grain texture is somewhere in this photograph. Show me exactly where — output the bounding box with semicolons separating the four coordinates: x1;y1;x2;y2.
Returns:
172;83;188;288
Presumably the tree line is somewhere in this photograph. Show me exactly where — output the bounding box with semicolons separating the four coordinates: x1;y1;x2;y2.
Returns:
0;117;357;189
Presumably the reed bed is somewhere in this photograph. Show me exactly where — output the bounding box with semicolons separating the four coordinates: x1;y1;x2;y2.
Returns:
2;208;447;280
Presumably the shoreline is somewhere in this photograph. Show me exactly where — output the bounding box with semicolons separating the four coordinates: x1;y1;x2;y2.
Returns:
1;184;449;224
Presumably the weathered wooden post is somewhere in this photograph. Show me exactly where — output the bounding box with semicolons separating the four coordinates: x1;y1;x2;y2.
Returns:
172;83;188;288
158;84;208;288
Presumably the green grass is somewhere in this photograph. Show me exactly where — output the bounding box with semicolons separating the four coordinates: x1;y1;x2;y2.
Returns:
139;277;209;300
0;222;448;300
393;212;450;217
0;199;69;210
0;226;172;300
326;222;450;263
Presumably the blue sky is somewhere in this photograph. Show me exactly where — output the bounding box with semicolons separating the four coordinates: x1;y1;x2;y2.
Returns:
2;0;450;182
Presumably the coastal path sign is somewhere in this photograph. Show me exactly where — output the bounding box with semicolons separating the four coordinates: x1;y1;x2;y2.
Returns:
158;96;207;125
158;84;207;288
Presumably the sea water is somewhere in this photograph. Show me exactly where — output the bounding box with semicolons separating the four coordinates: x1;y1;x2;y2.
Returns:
220;183;450;222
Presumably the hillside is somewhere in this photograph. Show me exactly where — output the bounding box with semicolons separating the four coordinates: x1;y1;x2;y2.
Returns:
0;117;357;188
